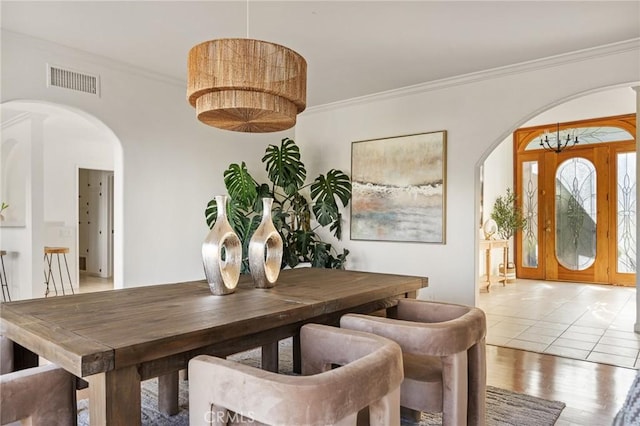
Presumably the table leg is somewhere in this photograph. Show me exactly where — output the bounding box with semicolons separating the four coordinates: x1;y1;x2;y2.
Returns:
485;248;491;292
503;246;509;286
385;305;397;319
262;341;279;372
158;371;179;415
13;342;39;371
293;333;301;374
88;365;141;425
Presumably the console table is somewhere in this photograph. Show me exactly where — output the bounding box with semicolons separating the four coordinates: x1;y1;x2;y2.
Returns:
479;239;509;292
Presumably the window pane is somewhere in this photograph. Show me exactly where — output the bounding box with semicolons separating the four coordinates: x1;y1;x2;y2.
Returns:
526;126;634;150
522;161;538;268
555;158;596;271
617;152;636;274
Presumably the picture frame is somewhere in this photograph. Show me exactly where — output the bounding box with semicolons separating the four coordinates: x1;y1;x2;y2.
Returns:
350;130;447;243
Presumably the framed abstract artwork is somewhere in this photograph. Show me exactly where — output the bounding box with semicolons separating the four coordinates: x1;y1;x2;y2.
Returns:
350;130;446;243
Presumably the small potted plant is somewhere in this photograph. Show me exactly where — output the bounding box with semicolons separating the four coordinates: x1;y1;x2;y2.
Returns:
491;188;526;281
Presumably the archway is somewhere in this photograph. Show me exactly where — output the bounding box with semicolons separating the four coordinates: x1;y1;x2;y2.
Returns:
0;100;124;299
479;86;637;288
476;85;639;366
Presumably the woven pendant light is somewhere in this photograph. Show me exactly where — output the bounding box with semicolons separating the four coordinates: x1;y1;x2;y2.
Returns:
187;38;307;133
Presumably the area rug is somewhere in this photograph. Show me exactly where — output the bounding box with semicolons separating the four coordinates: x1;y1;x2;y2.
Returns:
78;344;565;425
409;386;566;426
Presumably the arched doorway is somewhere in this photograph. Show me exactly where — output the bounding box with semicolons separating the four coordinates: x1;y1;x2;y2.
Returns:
0;100;123;299
480;87;637;287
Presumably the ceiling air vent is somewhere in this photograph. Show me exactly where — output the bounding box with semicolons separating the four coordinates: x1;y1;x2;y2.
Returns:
47;64;100;96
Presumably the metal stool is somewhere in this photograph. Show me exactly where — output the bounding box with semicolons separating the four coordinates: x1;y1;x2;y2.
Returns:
44;247;74;297
0;250;10;302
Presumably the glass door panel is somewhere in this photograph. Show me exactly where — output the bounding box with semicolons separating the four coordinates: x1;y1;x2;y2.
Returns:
555;158;597;271
522;161;539;268
617;152;636;274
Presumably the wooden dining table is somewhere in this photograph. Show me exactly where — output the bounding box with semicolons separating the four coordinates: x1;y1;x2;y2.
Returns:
0;268;427;425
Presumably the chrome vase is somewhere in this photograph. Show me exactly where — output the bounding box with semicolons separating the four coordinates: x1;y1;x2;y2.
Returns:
202;195;242;295
249;198;283;288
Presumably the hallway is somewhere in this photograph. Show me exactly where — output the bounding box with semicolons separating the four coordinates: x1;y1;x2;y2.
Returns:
78;272;113;293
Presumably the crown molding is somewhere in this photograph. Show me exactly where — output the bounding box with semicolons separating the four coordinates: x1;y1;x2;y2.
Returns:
1;111;32;129
2;29;186;89
304;38;640;115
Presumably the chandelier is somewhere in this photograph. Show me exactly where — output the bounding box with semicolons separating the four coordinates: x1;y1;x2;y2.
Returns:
539;123;579;153
186;38;307;133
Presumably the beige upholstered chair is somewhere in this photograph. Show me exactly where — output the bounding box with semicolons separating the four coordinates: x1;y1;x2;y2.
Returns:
341;299;487;426
188;323;404;426
0;336;77;426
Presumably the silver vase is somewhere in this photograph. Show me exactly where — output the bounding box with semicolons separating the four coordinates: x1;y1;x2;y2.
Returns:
202;195;242;295
249;198;283;288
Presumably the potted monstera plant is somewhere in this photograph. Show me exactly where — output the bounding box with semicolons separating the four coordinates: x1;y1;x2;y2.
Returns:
205;138;352;273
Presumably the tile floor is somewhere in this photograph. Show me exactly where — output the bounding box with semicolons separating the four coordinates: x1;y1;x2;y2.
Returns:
479;279;640;369
78;272;113;293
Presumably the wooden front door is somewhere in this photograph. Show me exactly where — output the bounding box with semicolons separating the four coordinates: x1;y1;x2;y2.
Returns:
514;114;636;286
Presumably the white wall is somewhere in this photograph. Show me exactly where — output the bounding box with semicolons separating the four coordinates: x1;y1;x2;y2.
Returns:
480;137;513;277
525;87;638;127
1;30;292;296
296;40;640;305
0;115;40;300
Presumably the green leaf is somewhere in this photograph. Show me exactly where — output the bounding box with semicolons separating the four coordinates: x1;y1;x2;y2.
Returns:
223;163;258;210
227;198;250;234
329;213;343;240
310;169;351;232
262;138;306;196
291;193;311;232
283;244;299;268
490;188;527;240
329;249;350;269
205;196;243;230
231;214;261;274
204;198;218;229
312;242;331;268
292;230;316;262
313;202;339;227
272;208;290;234
311;169;351;207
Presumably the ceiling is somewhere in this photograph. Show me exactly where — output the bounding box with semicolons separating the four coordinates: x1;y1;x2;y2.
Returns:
1;1;639;108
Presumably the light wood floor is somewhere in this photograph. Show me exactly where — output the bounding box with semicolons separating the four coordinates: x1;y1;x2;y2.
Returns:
480;279;638;424
487;332;637;424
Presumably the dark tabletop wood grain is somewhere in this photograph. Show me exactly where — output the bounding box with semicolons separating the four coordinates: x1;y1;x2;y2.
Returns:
1;268;426;376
